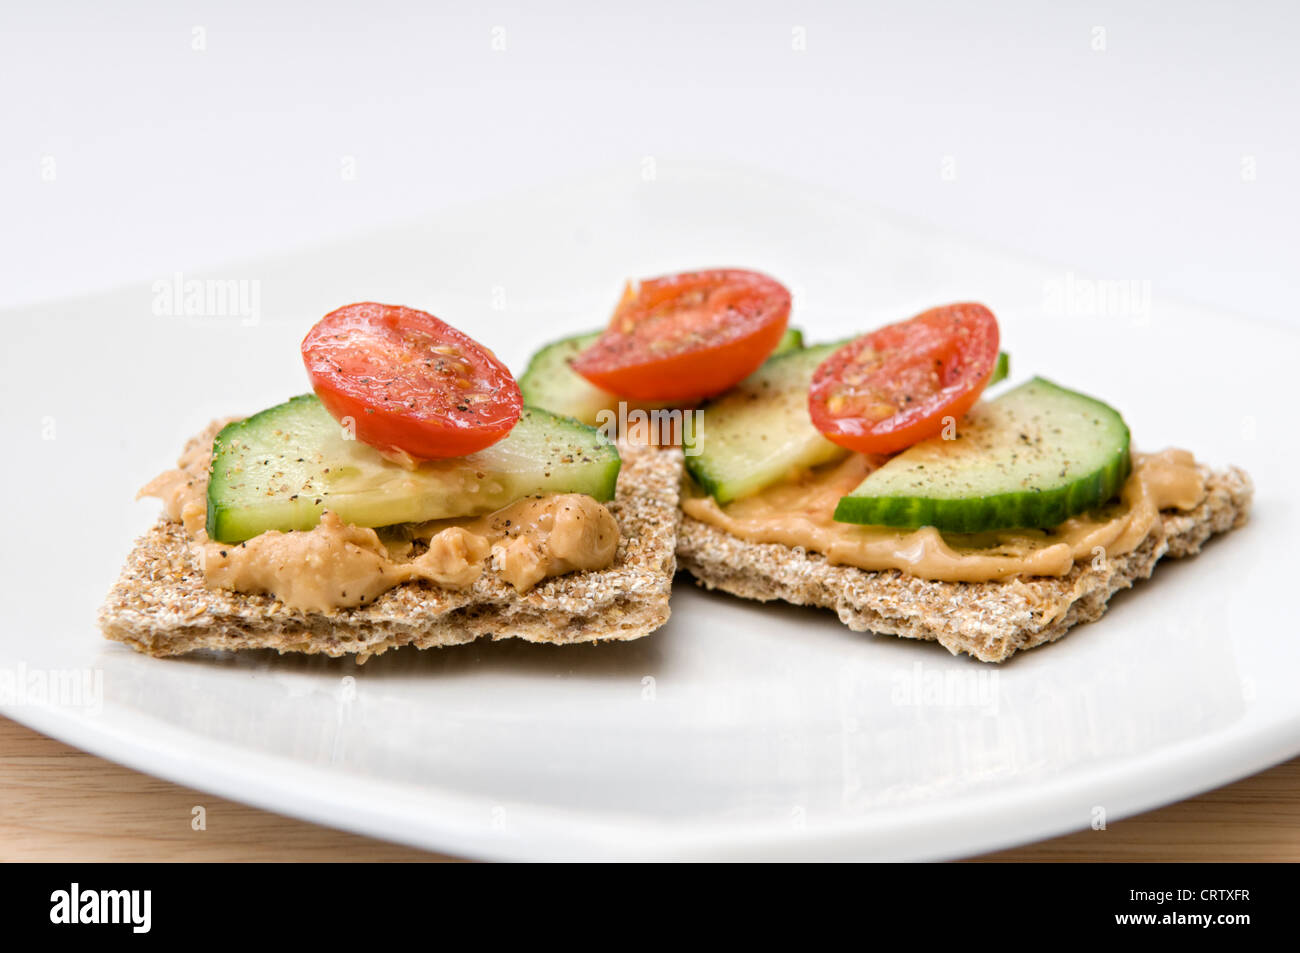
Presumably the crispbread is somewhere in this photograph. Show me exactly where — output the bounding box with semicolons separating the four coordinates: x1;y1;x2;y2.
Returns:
677;464;1252;663
100;433;683;661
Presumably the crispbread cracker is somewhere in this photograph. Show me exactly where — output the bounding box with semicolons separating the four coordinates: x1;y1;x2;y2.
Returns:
100;433;683;661
677;464;1252;663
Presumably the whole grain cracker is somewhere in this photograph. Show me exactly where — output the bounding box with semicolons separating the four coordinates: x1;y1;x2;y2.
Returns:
100;430;683;661
677;465;1252;663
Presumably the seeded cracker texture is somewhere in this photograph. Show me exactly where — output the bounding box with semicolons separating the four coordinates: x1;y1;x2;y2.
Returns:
677;465;1252;663
100;422;683;661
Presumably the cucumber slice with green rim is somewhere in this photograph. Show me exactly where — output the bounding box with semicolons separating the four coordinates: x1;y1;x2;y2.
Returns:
684;343;849;504
833;377;1131;532
206;396;621;543
988;351;1009;386
770;327;804;356
683;343;1011;505
518;327;804;426
682;344;1009;504
770;327;805;356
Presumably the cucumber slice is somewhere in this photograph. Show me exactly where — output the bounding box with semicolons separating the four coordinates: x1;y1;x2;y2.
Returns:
206;396;621;543
771;327;804;356
684;344;1011;504
833;377;1131;532
989;351;1010;386
517;331;665;427
519;327;804;426
684;343;849;504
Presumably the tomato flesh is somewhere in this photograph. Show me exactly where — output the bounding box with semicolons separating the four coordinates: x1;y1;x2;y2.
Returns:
571;269;791;401
302;302;522;460
809;303;1000;454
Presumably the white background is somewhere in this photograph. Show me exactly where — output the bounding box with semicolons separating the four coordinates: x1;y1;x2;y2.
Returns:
3;0;1296;325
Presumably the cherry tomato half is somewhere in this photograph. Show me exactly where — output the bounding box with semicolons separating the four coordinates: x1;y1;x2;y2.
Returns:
570;269;792;402
302;302;522;460
808;303;1000;455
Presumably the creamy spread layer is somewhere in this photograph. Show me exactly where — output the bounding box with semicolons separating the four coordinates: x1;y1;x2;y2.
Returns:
141;430;621;612
682;448;1205;582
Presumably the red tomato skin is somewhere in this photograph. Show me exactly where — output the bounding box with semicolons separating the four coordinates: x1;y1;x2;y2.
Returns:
809;303;1000;455
302;303;522;460
571;269;791;402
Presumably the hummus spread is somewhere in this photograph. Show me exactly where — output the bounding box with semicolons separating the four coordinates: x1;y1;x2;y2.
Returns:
141;436;621;612
682;448;1205;583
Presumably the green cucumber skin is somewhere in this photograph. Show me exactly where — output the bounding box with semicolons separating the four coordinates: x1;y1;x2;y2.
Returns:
206;397;620;543
832;454;1131;532
680;342;1003;504
684;343;848;504
683;343;1009;504
833;377;1131;533
989;351;1009;386
518;327;804;427
771;327;804;356
518;331;633;427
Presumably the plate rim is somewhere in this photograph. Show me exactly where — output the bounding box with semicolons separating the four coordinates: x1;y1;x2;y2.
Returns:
6;696;1298;861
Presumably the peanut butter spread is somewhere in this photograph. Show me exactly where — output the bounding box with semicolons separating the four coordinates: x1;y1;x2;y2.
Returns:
681;448;1205;583
140;434;621;612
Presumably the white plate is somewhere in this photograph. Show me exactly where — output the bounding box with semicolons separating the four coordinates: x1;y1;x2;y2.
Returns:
2;162;1296;861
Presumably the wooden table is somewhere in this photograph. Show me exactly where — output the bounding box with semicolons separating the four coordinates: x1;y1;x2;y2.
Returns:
2;715;1295;862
